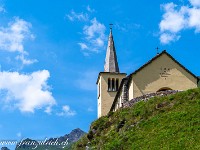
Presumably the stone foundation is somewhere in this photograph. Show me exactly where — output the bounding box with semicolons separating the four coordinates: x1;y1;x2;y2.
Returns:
123;90;180;108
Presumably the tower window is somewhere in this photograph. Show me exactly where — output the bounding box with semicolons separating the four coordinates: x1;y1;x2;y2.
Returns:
108;78;111;91
116;79;119;91
112;78;115;91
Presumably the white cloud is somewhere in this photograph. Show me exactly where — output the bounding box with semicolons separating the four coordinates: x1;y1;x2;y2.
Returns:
75;70;98;91
160;3;186;33
0;70;56;113
16;54;38;65
0;17;36;64
188;7;200;32
160;33;180;44
86;5;95;13
159;0;200;44
0;17;33;53
79;18;106;54
66;10;88;22
67;7;105;55
44;106;52;114
56;105;76;117
83;18;105;40
78;42;88;50
190;0;200;7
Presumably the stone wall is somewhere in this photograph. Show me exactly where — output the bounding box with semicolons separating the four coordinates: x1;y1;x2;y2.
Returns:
123;90;180;108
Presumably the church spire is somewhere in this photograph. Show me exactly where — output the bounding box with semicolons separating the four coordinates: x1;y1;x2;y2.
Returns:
104;26;120;73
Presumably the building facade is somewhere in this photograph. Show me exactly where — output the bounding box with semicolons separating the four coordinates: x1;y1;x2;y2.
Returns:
97;29;199;118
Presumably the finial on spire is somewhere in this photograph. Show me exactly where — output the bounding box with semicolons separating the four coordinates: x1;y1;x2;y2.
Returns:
109;23;113;32
156;47;160;55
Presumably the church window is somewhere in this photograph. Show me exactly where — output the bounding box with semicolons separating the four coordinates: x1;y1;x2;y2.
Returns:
108;78;111;91
112;78;115;91
157;87;172;92
116;79;119;91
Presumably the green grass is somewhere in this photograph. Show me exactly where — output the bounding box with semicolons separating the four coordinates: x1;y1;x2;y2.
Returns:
71;88;200;150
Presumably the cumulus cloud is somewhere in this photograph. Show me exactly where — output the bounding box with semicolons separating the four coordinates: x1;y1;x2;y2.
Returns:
160;33;180;44
0;17;36;65
15;54;37;65
188;7;200;31
160;3;187;33
67;6;106;55
66;10;88;22
56;105;76;117
0;17;33;53
159;0;200;44
0;70;56;113
189;0;200;7
80;18;106;55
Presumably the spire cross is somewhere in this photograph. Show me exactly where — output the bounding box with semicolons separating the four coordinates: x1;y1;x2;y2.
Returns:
156;47;160;54
109;23;113;31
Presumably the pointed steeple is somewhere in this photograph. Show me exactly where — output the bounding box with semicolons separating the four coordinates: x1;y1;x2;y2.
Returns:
104;27;120;73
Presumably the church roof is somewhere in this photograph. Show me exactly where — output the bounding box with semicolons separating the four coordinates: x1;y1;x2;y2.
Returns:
104;29;119;73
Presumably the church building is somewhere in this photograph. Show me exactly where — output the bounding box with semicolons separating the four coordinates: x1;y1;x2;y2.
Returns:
96;28;199;118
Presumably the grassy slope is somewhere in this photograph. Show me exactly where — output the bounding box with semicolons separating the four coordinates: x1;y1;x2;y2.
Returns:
72;88;200;150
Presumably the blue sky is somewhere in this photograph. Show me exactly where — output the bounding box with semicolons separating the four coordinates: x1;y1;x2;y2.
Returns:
0;0;200;149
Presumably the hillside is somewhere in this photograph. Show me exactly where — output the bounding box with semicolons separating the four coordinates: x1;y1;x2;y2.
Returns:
72;88;200;150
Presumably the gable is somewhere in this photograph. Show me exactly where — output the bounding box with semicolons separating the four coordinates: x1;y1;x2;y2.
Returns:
128;51;197;98
130;51;197;79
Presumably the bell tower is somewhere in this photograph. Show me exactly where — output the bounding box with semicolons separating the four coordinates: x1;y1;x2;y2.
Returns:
96;27;126;118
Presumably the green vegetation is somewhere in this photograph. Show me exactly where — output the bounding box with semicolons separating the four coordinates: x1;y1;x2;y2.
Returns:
72;88;200;150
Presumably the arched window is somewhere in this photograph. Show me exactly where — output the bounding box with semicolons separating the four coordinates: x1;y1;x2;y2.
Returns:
112;78;115;91
108;78;111;91
157;87;172;92
116;79;119;91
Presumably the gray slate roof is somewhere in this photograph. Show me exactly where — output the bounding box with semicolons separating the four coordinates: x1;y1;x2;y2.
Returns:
104;29;119;73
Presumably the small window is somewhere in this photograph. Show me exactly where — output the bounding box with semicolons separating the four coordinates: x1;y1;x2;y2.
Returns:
116;79;119;91
108;78;111;91
112;78;115;91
